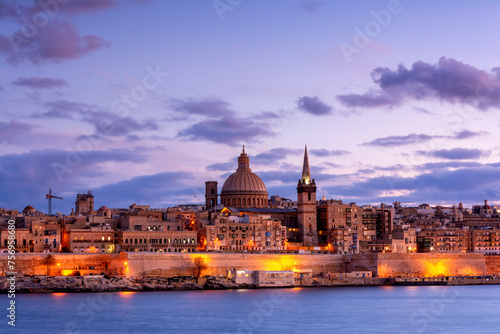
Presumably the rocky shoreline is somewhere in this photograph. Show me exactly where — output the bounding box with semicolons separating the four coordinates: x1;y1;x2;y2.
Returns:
0;275;257;293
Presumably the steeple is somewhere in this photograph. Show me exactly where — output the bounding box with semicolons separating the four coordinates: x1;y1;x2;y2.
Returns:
301;145;311;185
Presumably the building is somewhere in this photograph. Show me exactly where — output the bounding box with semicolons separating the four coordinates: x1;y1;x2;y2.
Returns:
67;228;115;253
74;191;95;215
206;210;286;251
117;230;197;253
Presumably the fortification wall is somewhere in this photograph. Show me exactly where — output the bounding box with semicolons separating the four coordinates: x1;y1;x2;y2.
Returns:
375;253;488;277
125;253;347;278
2;253;498;279
485;256;500;276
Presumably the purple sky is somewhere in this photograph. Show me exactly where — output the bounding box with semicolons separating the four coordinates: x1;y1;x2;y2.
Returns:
1;0;500;213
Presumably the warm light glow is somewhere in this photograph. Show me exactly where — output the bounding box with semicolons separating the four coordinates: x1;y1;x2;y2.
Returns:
124;261;128;266
57;263;60;266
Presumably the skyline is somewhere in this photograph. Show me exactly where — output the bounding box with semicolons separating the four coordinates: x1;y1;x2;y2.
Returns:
1;0;500;213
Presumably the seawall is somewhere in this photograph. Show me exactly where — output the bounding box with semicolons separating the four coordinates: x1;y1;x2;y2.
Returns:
1;253;498;278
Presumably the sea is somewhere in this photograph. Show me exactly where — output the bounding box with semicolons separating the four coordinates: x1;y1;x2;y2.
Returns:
4;285;500;333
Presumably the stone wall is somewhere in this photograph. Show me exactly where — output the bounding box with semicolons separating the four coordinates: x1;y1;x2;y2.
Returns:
374;253;488;277
2;252;499;278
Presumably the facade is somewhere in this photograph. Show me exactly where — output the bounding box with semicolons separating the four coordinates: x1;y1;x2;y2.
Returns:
206;211;286;251
117;230;197;253
67;228;115;253
31;220;61;253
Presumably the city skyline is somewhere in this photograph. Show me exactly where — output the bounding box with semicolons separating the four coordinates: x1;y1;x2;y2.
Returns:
1;0;500;213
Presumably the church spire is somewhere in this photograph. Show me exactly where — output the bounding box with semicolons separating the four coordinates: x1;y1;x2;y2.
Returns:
237;145;250;170
301;145;311;184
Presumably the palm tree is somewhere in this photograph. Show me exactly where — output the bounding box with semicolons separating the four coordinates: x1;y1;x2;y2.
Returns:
41;254;56;276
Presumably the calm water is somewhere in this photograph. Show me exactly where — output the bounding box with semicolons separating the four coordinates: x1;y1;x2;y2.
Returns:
4;286;500;333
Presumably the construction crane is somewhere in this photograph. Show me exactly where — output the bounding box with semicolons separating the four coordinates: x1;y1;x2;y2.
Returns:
46;188;63;215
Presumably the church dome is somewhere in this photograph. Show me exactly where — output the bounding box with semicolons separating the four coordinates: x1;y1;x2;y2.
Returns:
23;205;35;213
222;171;267;194
97;206;110;211
220;147;268;208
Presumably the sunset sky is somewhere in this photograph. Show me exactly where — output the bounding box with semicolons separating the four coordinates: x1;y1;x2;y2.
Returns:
1;0;500;213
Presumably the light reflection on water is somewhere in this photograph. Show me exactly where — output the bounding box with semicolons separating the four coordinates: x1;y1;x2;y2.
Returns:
10;285;500;334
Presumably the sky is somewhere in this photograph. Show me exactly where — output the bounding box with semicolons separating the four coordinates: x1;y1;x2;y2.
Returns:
1;0;500;213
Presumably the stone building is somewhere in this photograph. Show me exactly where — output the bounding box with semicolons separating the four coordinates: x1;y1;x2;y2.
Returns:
206;210;286;252
117;230;197;253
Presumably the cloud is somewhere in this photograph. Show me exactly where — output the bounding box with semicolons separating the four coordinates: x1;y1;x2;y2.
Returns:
325;165;500;205
206;161;235;172
92;171;195;208
12;76;67;89
0;0;115;64
362;130;484;147
309;149;350;157
38;100;158;136
177;116;274;145
253;148;302;165
172;97;278;145
0;120;33;144
417;148;490;160
337;92;396;108
297;96;332;115
337;57;500;110
169;98;233;118
0;147;148;211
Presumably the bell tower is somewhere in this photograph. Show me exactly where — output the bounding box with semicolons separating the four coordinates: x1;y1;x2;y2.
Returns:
297;145;318;246
205;181;218;210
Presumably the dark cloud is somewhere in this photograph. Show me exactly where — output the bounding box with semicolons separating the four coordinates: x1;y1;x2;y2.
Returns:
417;148;490;160
0;147;147;211
0;120;33;144
169;98;233;118
93;171;195;208
362;130;484;147
12;76;67;89
177;116;274;145
337;57;500;110
297;96;332;115
324;165;500;205
309;149;350;157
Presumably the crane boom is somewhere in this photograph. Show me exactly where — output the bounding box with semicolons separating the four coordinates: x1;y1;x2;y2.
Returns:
46;188;63;215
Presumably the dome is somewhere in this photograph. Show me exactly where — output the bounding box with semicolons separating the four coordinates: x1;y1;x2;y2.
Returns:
23;205;35;213
221;171;267;194
220;147;268;208
97;206;110;211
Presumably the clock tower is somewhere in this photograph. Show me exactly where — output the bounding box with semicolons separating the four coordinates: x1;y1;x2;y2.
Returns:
297;146;318;246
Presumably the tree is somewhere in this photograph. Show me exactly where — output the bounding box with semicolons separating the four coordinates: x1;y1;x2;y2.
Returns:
191;256;208;280
41;254;56;276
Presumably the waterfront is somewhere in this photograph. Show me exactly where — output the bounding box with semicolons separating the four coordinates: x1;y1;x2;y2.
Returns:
7;285;500;333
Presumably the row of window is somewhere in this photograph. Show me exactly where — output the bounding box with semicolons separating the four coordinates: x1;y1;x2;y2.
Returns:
124;238;195;244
